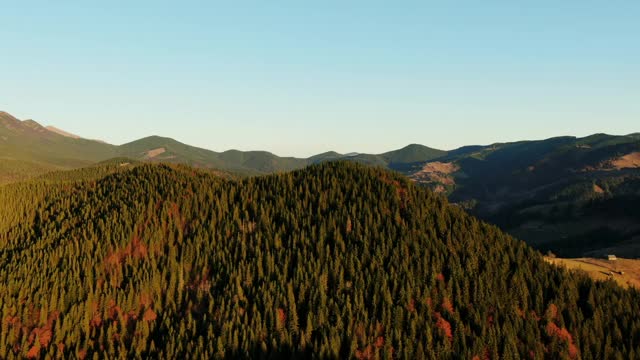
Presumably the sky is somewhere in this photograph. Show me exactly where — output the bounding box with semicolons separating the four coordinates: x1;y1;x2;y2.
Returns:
1;1;639;157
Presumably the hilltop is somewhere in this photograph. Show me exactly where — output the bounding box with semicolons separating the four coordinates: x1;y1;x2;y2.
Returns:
1;161;639;358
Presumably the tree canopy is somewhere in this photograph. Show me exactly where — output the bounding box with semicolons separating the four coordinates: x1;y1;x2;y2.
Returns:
1;162;638;359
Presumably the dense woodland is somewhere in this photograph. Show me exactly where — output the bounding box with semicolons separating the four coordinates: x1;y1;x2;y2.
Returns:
1;161;639;359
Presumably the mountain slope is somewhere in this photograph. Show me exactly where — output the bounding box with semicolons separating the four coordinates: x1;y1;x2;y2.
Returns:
0;111;117;167
1;162;640;358
309;144;447;170
117;135;221;164
381;143;446;164
1;111;450;179
0;158;56;185
45;125;82;139
408;133;640;257
116;138;448;174
117;136;309;174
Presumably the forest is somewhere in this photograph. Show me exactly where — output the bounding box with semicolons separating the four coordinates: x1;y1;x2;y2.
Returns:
1;161;639;359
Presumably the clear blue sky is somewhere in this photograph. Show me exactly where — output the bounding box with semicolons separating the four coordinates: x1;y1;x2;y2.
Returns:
1;1;638;157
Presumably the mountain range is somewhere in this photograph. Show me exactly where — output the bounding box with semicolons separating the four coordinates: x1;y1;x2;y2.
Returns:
2;110;639;257
410;133;640;258
0;111;445;177
2;110;640;358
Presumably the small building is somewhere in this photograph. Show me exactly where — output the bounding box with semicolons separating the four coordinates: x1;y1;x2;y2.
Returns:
607;255;617;261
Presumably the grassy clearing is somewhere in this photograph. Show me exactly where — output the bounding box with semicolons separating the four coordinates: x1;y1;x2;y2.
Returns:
545;256;640;289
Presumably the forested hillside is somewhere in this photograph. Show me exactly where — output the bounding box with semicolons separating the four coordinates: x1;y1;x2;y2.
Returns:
1;162;639;359
408;134;640;257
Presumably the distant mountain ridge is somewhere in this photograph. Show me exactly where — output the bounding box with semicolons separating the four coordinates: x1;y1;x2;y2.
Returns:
0;111;118;170
405;132;640;257
2;110;637;181
0;111;447;177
